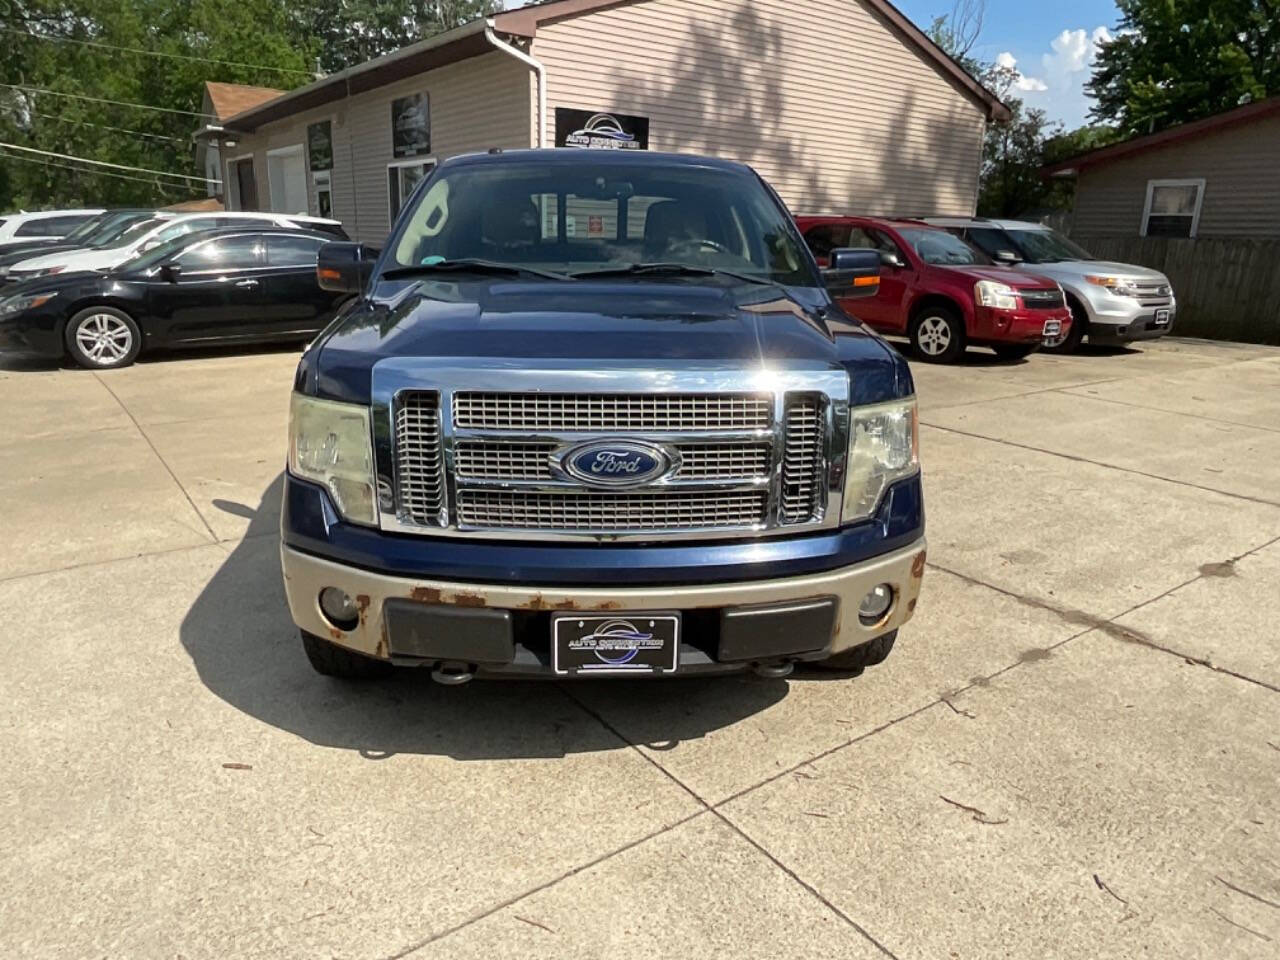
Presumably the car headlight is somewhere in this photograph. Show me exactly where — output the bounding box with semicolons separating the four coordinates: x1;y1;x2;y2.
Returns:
1084;275;1140;298
0;291;56;319
288;393;378;526
842;397;919;522
975;280;1018;310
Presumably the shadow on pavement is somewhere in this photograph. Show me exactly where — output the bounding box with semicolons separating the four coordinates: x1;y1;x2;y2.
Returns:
181;475;789;761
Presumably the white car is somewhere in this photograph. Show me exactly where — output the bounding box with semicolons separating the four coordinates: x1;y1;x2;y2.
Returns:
0;209;105;251
7;212;346;281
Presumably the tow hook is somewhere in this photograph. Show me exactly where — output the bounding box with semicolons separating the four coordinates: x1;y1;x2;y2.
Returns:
752;660;794;679
431;661;476;685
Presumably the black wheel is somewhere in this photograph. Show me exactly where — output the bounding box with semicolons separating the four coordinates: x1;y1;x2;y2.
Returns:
992;344;1038;360
909;307;965;363
813;631;897;674
1041;300;1087;354
301;630;393;679
65;306;142;369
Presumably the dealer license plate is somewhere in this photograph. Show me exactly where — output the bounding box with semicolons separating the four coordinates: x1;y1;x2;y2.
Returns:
1042;319;1062;337
1154;309;1170;326
552;612;680;675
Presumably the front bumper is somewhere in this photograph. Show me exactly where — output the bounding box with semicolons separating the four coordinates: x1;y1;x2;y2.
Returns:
281;537;927;677
973;306;1072;344
1088;312;1175;344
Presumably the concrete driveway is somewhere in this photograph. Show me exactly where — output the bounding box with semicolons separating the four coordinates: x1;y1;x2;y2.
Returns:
3;338;1279;958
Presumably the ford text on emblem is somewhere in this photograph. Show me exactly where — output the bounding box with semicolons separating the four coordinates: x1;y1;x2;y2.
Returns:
561;440;671;488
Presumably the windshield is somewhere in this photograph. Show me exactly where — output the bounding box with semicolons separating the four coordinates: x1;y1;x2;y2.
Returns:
62;215;110;244
1006;228;1093;263
117;233;200;273
897;228;990;266
84;213;153;248
98;217;165;250
388;160;814;286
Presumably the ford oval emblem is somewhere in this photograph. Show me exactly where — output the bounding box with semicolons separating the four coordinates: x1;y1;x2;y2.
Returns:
561;440;671;488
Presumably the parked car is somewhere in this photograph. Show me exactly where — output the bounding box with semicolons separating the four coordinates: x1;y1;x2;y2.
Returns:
0;209;105;251
6;211;347;282
798;216;1071;362
282;149;925;683
923;217;1175;352
0;228;346;369
0;210;157;281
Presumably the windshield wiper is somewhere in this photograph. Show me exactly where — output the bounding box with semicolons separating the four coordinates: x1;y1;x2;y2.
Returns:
570;262;779;287
381;258;571;282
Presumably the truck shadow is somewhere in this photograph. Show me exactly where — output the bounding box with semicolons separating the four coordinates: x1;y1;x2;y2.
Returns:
180;475;789;760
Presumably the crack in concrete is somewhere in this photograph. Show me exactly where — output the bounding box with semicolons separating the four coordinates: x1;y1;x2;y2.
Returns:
92;373;220;542
921;422;1280;510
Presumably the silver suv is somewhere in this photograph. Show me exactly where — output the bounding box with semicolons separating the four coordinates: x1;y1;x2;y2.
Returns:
924;217;1175;352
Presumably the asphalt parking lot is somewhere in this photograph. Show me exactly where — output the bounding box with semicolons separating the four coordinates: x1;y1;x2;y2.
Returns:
3;337;1279;958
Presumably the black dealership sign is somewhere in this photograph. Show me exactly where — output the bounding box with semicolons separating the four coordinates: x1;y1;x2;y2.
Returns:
555;108;649;150
392;93;431;158
307;120;333;170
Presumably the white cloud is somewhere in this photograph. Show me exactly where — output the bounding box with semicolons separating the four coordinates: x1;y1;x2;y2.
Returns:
998;25;1113;127
995;51;1048;92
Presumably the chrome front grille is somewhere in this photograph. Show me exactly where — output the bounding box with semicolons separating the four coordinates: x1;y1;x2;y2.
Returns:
376;365;849;542
452;439;772;483
453;392;771;431
781;398;823;524
457;490;768;531
1134;281;1173;308
394;392;445;525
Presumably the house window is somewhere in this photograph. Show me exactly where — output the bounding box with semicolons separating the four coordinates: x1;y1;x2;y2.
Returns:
388;158;435;222
1142;179;1205;238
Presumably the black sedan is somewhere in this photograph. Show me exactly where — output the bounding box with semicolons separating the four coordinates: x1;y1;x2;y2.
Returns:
0;228;347;369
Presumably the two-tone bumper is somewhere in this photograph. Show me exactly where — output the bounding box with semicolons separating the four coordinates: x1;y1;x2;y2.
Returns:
281;537;927;677
973;306;1072;344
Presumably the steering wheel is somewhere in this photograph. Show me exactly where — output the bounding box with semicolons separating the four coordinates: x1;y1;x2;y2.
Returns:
668;237;734;258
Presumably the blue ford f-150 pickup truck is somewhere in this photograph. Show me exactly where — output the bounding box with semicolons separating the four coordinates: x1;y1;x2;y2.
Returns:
282;149;925;683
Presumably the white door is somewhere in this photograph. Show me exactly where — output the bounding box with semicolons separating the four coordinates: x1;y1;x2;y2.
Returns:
267;147;307;215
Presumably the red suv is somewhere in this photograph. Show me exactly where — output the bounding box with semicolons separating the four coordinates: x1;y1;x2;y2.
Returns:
797;216;1071;362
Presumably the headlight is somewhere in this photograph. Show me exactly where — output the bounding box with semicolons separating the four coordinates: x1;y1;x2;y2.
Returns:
0;291;56;319
1084;275;1140;298
975;280;1018;310
288;393;378;526
842;397;919;522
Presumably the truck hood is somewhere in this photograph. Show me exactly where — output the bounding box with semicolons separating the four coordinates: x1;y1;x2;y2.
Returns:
307;277;913;407
1023;259;1169;284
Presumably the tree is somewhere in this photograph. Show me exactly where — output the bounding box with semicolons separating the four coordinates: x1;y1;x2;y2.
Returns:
304;1;503;74
926;0;986;76
1088;0;1280;135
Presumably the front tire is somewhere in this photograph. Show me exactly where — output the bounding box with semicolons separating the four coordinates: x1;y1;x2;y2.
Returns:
813;631;897;674
301;630;393;679
65;307;141;369
992;343;1037;360
910;308;965;363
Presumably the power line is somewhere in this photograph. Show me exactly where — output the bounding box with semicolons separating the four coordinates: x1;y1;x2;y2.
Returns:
32;114;190;145
0;83;216;120
0;151;204;196
2;26;315;77
0;142;217;184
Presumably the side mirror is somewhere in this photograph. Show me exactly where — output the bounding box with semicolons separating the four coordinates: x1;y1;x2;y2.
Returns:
878;250;905;269
993;249;1023;265
822;248;881;299
317;241;377;293
141;239;159;253
159;262;181;282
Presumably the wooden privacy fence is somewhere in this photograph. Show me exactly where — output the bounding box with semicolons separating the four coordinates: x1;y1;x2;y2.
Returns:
1072;235;1280;345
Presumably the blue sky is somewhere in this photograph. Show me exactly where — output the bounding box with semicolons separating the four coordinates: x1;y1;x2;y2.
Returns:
891;0;1123;127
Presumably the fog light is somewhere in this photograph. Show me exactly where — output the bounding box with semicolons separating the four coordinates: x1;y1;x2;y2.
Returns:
858;584;894;625
319;587;359;630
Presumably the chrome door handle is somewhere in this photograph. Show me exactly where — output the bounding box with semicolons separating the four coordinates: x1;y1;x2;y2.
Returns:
234;279;259;288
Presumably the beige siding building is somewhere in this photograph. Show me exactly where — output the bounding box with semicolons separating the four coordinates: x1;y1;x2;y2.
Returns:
1046;98;1280;240
206;0;1006;245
